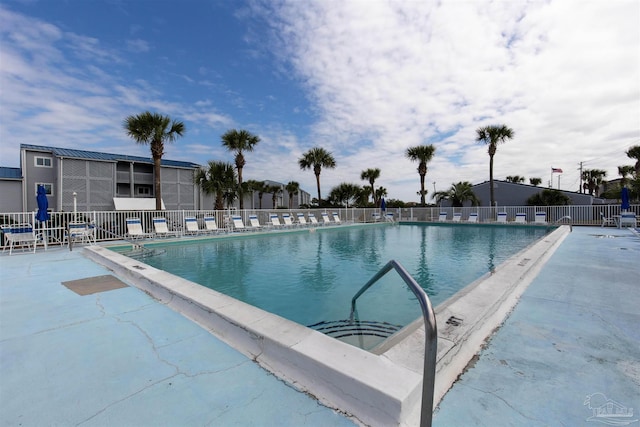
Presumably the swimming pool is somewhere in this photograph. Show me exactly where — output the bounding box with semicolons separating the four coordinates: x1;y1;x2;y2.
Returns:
115;223;550;343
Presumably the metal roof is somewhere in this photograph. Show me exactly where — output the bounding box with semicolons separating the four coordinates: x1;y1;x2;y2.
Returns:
20;144;200;169
0;167;22;179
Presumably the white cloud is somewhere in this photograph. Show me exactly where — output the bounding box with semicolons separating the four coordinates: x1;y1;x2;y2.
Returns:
255;0;640;201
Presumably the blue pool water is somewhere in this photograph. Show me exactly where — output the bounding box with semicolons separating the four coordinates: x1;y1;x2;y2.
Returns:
119;224;550;336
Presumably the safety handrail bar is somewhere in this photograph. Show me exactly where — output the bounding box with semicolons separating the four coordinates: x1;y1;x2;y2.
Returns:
350;260;437;427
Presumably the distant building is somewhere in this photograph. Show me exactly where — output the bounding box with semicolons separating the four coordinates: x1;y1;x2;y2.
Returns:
0;144;312;213
471;180;600;206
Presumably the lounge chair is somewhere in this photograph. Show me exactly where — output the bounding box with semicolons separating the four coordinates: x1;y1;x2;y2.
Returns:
497;212;508;223
231;215;246;231
372;212;381;222
126;218;152;239
296;213;308;226
600;212;615;227
321;212;331;225
332;212;342;224
184;217;201;235
308;213;319;226
438;212;448;221
270;214;282;227
385;212;394;222
248;215;263;231
152;217;179;238
452;212;462;222
282;213;294;227
535;212;547;224
67;221;96;246
619;212;637;228
515;213;527;223
204;216;220;234
467;213;478;223
1;223;38;255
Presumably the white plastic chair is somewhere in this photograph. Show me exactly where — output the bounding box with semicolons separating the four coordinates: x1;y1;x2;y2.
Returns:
184;217;201;235
1;223;38;255
153;217;179;238
467;213;478;223
497;212;508;223
515;213;527;223
126;218;152;239
248;215;262;231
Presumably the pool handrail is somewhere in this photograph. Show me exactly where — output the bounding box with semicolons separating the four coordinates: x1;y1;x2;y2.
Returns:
349;259;437;427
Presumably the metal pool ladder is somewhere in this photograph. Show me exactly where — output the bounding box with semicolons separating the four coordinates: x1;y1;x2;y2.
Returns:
350;260;437;427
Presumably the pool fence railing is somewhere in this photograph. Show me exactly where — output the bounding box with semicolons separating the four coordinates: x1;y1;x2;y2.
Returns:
1;204;637;248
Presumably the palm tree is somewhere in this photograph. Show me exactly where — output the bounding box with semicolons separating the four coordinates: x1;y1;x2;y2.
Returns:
243;179;263;210
375;186;387;204
476;124;514;207
298;147;336;207
626;145;640;174
255;181;269;209
360;168;381;205
193;160;237;210
618;165;635;186
433;181;480;207
221;129;260;210
506;175;525;183
328;183;362;207
267;184;282;209
124;111;186;210
582;169;607;196
529;177;542;186
285;181;300;209
405;144;436;207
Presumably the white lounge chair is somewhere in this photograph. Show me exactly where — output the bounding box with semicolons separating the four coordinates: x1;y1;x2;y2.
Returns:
270;214;282;228
296;213;308;226
385;212;394;222
204;216;220;234
248;215;263;231
372;212;381;222
231;215;246;231
619;212;637;228
282;213;294;227
535;212;547;224
332;212;342;224
67;221;96;246
438;212;448;221
321;212;331;225
600;212;615;227
497;212;508;223
452;212;462;222
515;213;527;223
308;213;319;226
126;218;152;239
184;217;201;235
467;213;478;223
1;223;38;255
153;217;179;238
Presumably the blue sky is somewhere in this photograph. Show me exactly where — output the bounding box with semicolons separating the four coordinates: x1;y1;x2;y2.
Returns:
1;0;639;202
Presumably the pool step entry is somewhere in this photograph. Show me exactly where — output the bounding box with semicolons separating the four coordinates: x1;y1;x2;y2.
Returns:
307;319;402;349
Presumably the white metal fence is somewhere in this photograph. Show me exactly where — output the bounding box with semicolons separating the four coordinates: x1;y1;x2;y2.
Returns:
1;204;637;248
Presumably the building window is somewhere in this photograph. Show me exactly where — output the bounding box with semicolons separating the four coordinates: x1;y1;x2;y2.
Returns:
35;183;53;196
137;186;151;195
35;156;52;168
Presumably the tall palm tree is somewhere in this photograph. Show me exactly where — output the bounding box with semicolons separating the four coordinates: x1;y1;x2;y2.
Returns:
267;184;282;209
221;129;260;210
285;181;300;209
124;111;185;210
193;160;237;210
255;181;269;209
476;124;514;207
375;186;387;203
582;169;607;196
433;181;480;207
243;179;263;210
298;147;336;207
405;144;436;207
360;168;381;205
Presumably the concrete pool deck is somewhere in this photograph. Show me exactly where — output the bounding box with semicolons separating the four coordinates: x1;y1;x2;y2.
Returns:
1;226;638;426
